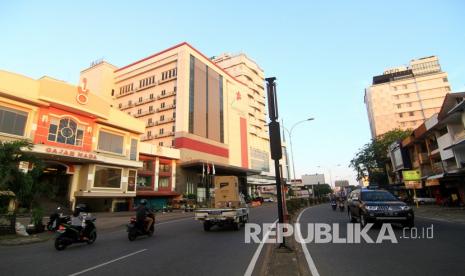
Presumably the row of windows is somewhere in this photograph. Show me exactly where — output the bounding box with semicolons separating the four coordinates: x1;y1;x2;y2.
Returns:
398;111;416;118
134;100;176;114
118;87;177;109
400;121;420;127
147;113;175;124
161;68;177;81
140;75;156;88
396;102;413;109
119;83;134;94
158;140;175;147
147;125;175;136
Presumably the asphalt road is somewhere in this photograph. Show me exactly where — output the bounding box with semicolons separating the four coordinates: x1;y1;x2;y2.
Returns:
0;204;277;276
298;204;465;276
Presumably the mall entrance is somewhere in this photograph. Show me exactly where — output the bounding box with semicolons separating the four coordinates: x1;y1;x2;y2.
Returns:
38;162;72;209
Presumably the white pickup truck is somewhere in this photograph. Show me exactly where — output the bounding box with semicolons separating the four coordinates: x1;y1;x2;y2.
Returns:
194;175;249;231
195;206;249;231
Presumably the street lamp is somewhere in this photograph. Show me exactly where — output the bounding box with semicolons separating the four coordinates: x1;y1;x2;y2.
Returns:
281;117;315;184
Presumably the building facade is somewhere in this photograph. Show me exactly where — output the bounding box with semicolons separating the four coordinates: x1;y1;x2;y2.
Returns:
81;43;268;201
0;70;146;211
388;93;465;205
365;56;451;137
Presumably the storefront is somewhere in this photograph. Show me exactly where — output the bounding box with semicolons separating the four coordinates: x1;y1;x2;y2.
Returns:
0;70;145;211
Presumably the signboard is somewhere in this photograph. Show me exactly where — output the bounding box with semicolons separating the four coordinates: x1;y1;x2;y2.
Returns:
402;170;421;181
405;181;422;189
425;179;440;187
45;147;97;160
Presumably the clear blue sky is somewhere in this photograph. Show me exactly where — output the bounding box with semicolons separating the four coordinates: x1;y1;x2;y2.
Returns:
1;1;464;185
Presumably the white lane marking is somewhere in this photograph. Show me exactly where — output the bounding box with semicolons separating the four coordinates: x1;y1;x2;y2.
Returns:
157;217;193;225
297;208;320;276
68;249;147;276
244;219;278;276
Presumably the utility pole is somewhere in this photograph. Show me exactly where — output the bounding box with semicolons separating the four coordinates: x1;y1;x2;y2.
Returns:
266;77;286;248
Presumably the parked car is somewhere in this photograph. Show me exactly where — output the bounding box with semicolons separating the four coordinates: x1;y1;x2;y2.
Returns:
347;188;414;227
263;197;274;203
414;197;436;205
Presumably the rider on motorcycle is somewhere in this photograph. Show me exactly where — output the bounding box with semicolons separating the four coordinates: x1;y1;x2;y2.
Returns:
136;199;154;232
70;204;89;240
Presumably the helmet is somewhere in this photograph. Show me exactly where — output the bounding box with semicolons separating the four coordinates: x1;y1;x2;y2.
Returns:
140;199;148;205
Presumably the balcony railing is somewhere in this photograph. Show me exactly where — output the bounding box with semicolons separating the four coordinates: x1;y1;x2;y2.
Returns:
115;90;135;98
158;75;177;85
155;132;175;138
157;104;176;112
135;97;156;106
119;102;134;110
134;109;155;118
136;83;156;92
141;135;155;141
157;90;176;100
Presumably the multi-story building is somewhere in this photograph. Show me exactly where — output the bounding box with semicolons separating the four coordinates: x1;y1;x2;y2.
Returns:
0;69;147;211
365;56;451;137
388;92;465;205
213;53;288;190
81;43;266;201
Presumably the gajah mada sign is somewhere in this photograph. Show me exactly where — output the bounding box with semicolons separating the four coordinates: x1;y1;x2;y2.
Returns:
45;147;97;160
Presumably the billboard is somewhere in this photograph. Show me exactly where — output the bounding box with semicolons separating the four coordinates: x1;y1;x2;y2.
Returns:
402;170;421;181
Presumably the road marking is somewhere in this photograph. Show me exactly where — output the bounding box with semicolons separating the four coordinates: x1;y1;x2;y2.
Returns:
68;249;147;276
297;208;320;276
157;217;193;225
244;219;278;276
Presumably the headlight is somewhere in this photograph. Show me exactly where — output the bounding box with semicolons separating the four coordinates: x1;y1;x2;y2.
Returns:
365;206;378;211
400;206;411;211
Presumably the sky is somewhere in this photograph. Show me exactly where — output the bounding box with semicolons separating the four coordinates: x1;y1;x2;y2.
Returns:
1;1;465;185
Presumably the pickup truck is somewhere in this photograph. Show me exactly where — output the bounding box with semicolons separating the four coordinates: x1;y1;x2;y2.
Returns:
194;206;249;231
194;175;249;231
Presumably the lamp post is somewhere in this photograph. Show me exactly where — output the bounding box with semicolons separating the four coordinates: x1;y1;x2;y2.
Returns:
281;118;315;184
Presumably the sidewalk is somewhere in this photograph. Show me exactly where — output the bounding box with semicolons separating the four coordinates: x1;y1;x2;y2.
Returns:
2;210;194;246
413;205;465;224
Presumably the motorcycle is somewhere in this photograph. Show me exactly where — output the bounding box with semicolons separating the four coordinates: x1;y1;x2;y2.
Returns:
54;213;97;251
47;208;70;231
338;202;345;212
127;213;155;241
331;201;337;211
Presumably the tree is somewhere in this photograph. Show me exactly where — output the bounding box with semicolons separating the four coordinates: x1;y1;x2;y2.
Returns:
0;140;44;210
312;183;332;196
350;129;411;186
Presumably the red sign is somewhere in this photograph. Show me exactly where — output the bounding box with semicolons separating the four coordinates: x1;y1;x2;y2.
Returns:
45;147;97;160
77;78;89;105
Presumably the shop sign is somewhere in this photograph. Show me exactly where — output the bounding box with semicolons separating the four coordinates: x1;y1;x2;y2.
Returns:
405;180;422;189
402;170;421;181
425;179;440;187
45;147;97;160
77;77;89;105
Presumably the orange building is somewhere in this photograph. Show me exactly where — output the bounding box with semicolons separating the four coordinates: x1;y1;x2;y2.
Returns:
0;70;147;211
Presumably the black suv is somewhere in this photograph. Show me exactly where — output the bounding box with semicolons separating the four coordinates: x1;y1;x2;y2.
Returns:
347;188;414;227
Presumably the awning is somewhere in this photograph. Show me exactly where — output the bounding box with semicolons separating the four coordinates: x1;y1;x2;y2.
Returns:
180;159;261;176
427;174;444;180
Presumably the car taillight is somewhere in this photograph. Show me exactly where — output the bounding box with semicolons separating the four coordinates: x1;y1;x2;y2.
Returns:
57;225;65;233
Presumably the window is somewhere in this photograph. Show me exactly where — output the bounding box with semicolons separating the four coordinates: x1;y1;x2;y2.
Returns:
158;177;170;188
137;175;152;190
148;118;152;125
161;90;166;96
97;131;124;154
397;104;401;109
399;113;403;118
172;125;175;132
138;109;142;114
0;106;28;136
118;103;122;109
139;97;142;103
405;94;410;98
150;93;154;99
159;128;164;135
111;89;114;96
443;77;448;82
130;139;138;161
174;86;177;92
160;115;165;121
149;106;153;112
173;112;176;118
403;85;408;89
161;102;165;108
128;170;136;192
94;166;122;188
148;130;152;137
48;118;84;146
409;111;414;116
407;102;412;107
159;141;163;146
394;95;399;100
142;160;153;171
159;163;171;173
393;86;398;91
401;122;406;127
171;140;175;147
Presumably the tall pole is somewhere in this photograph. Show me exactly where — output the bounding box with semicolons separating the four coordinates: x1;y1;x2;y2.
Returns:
265;77;285;247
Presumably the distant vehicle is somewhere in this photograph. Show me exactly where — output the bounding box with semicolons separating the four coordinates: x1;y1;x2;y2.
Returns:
263;197;274;203
127;213;155;241
414;197;436;205
347;188;414;227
